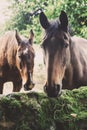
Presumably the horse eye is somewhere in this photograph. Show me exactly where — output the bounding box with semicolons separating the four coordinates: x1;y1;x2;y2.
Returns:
20;62;22;69
64;43;68;48
18;52;23;59
64;34;67;40
18;56;22;69
18;55;21;58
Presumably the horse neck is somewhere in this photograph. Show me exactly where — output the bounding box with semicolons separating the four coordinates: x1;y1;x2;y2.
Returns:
6;32;18;67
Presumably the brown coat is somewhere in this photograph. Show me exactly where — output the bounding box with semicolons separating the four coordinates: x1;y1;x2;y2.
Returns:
0;30;35;94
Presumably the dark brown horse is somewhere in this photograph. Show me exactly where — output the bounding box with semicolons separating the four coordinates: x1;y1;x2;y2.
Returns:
39;11;87;97
0;30;35;94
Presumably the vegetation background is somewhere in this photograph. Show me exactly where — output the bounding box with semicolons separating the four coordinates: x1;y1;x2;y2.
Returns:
0;0;87;44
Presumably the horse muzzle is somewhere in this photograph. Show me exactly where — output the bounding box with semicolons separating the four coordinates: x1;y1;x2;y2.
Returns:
44;84;62;97
24;81;35;91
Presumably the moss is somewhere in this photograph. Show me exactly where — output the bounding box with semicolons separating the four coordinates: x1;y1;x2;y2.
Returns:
0;87;87;130
0;96;22;122
15;120;32;130
72;87;87;99
38;99;54;129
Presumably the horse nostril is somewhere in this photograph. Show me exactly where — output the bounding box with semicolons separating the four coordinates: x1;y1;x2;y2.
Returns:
32;82;35;86
43;84;62;97
24;81;35;91
24;84;28;91
44;85;47;93
29;82;35;90
54;84;62;96
55;84;60;91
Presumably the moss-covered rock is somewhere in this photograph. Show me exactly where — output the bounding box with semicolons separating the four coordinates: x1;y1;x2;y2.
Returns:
0;87;87;130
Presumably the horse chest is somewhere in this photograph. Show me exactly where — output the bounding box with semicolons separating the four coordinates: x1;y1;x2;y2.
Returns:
0;65;21;81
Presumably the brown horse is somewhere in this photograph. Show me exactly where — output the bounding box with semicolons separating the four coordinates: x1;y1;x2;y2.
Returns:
0;30;35;94
39;11;87;97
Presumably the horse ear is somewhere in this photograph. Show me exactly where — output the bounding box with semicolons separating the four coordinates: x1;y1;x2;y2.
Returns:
59;11;68;31
15;30;22;45
29;29;34;45
39;12;50;29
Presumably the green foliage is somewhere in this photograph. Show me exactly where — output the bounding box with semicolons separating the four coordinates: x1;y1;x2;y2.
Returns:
3;0;48;43
2;0;87;44
61;0;87;38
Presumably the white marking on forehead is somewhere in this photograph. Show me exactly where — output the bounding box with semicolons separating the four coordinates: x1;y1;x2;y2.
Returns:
23;48;28;54
51;37;55;42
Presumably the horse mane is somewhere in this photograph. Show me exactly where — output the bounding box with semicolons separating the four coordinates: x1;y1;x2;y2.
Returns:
43;18;73;40
0;31;18;67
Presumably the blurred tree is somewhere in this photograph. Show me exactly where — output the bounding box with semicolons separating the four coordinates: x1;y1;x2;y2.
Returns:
3;0;87;44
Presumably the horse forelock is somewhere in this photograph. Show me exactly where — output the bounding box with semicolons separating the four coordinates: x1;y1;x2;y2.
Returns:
28;44;35;57
43;19;60;40
42;18;72;48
